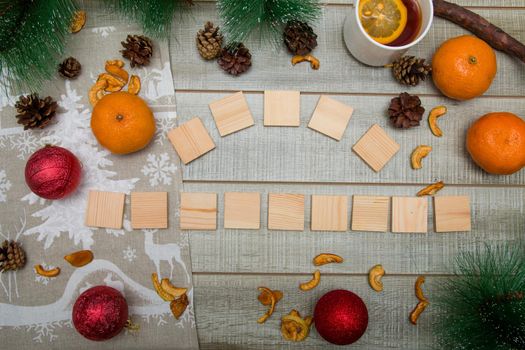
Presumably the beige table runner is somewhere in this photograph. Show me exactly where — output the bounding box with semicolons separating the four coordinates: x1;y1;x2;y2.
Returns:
0;13;199;350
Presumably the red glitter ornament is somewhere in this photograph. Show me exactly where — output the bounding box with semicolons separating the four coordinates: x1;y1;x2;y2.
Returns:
24;145;81;200
72;286;128;341
314;289;368;345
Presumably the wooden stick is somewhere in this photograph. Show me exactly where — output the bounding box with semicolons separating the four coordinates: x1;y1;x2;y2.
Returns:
433;0;525;63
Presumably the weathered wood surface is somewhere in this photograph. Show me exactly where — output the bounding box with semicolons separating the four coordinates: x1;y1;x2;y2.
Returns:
176;92;525;185
171;3;525;96
168;1;525;349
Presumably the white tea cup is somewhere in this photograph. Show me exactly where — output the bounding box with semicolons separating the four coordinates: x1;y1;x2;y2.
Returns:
343;0;434;66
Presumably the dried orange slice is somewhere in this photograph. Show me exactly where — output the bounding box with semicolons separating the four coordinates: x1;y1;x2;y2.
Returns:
359;0;408;45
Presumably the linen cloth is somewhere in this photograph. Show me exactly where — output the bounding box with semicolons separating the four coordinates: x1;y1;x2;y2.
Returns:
0;7;199;350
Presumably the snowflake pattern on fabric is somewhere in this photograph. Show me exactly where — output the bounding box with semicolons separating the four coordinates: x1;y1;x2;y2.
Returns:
91;26;116;37
9;131;47;160
34;263;56;286
155;112;176;146
0;170;12;202
122;246;137;262
141;152;178;187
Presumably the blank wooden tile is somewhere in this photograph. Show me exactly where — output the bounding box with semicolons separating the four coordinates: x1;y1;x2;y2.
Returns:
209;92;254;136
180;192;217;230
131;192;168;229
224;192;260;229
264;90;300;126
353;124;400;172
434;196;471;232
308;95;354;141
311;195;348;232
168;117;215;164
351;195;390;232
392;197;428;233
268;193;305;231
85;191;125;229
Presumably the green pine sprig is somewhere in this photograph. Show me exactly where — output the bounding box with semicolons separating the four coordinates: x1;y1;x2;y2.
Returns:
217;0;321;45
0;0;76;93
111;0;193;39
435;243;525;350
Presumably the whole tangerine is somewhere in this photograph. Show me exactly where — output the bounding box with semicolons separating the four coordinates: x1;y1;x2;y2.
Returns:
91;92;156;154
432;35;497;101
466;112;525;175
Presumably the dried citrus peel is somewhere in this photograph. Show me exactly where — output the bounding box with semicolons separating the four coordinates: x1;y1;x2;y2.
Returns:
161;278;187;298
410;275;429;324
299;270;321;291
257;287;278;323
34;264;60;277
368;264;385;292
411;145;432;169
281;309;313;342
291;54;320;70
428;106;447;137
64;250;94;267
417;181;445;197
170;293;189;320
313;253;343;266
128;75;141;95
70;11;86;33
258;289;283;305
152;273;175;301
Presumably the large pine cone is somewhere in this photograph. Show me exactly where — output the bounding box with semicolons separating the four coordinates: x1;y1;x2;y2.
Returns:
217;43;252;76
283;21;318;55
0;240;26;272
388;92;425;129
196;22;223;60
58;57;81;79
389;56;431;86
15;93;58;130
121;34;153;67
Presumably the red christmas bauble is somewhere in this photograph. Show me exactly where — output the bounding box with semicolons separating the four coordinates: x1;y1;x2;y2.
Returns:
72;286;128;341
314;289;368;345
25;145;81;199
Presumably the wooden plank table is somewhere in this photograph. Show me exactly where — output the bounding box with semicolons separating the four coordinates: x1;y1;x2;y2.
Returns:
170;1;525;348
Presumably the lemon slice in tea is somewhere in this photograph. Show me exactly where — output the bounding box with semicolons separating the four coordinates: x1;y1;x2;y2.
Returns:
359;0;408;45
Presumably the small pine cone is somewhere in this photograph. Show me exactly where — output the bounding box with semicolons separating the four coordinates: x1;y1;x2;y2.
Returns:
217;43;252;76
15;93;58;130
0;240;26;272
196;22;223;60
388;92;425;129
283;20;318;55
121;34;153;67
58;57;81;79
389;56;431;86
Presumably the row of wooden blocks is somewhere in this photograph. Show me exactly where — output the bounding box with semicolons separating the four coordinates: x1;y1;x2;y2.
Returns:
168;91;400;172
85;190;471;233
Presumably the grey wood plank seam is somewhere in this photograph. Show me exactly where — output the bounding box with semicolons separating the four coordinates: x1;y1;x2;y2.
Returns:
192;271;457;277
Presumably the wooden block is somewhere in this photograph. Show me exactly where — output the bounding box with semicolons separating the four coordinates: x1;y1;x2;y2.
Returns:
85;191;125;229
168;117;215;164
311;195;348;231
391;197;428;233
224;192;260;229
180;192;217;230
131;192;168;229
209;91;255;136
434;196;471;232
264;90;300;126
351;195;390;232
307;95;354;141
352;124;400;172
268;193;305;231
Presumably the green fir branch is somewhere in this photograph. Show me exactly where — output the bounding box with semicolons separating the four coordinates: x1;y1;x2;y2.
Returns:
0;0;77;93
435;243;525;350
111;0;193;39
217;0;321;45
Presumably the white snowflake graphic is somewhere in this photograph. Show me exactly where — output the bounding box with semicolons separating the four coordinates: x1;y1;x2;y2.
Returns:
22;81;139;249
91;26;116;37
155;113;176;146
141;152;177;186
122;246;137;262
34;263;56;286
9;131;46;160
0;170;12;202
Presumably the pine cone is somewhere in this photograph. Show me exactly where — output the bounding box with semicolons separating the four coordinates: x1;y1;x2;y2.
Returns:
0;240;26;272
196;22;223;60
388;92;425;129
121;34;153;67
217;43;252;76
283;21;318;55
15;94;58;130
58;57;81;79
389;56;431;86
